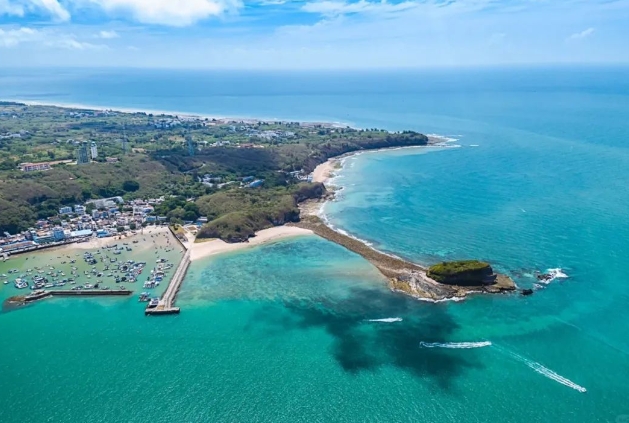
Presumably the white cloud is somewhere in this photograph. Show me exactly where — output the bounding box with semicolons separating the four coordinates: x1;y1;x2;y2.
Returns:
568;27;595;40
87;0;241;26
1;0;239;25
99;29;119;38
35;0;70;20
0;0;25;16
0;27;38;47
0;0;69;21
302;0;418;17
0;26;106;49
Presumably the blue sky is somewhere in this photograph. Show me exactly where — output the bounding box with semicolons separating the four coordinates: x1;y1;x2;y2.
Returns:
1;0;628;68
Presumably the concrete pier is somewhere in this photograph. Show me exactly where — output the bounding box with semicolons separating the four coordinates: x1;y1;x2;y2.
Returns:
9;288;133;305
145;250;190;316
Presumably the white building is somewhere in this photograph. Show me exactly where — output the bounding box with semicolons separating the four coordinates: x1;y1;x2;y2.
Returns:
90;142;98;159
74;205;86;215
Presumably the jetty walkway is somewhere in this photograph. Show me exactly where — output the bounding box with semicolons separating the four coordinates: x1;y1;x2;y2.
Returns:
145;249;190;316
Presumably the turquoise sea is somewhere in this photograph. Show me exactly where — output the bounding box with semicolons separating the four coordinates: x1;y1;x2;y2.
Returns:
1;67;629;422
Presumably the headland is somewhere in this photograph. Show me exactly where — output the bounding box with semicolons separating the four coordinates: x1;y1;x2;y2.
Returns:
293;216;516;301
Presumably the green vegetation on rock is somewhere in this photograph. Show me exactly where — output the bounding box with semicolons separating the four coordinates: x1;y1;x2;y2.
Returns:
427;260;493;286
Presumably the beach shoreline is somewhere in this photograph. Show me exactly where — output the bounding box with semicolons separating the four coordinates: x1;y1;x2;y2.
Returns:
311;136;458;185
55;226;174;253
189;226;313;262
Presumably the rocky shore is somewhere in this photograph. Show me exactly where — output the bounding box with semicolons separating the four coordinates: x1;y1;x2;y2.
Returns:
292;215;516;301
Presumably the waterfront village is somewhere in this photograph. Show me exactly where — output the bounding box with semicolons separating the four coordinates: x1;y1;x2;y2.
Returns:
0;188;195;313
0;195;177;258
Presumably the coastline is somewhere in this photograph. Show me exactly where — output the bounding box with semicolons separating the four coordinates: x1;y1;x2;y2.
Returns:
3;99;351;129
304;141;517;301
58;226;173;251
311;135;458;185
189;226;313;262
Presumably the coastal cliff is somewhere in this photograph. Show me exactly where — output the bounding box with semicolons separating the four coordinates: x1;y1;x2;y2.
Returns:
292;215;516;301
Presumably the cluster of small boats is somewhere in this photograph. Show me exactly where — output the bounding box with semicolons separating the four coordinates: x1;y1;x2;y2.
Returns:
142;260;172;289
3;231;180;309
138;292;160;308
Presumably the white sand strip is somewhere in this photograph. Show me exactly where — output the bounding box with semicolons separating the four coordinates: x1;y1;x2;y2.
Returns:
189;226;313;261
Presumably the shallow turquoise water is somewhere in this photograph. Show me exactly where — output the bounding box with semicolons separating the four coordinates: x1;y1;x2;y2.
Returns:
2;237;626;422
1;67;629;422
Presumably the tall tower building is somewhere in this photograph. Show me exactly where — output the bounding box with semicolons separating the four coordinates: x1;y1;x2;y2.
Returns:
90;142;98;159
77;142;89;165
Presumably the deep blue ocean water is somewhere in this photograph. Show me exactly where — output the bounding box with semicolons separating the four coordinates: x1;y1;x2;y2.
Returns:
1;67;629;422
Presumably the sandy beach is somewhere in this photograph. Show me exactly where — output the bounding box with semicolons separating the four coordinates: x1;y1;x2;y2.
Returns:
189;226;313;261
55;226;173;252
311;138;450;185
312;159;340;184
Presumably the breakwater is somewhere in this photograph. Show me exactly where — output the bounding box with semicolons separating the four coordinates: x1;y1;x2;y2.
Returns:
145;249;190;316
5;288;133;309
293;216;515;301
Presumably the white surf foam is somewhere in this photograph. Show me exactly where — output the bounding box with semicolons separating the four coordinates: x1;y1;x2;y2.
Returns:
415;295;469;304
470;144;480;147
427;133;460;143
419;341;492;349
496;347;586;393
368;317;403;323
334;228;375;247
537;268;569;284
548;268;569;279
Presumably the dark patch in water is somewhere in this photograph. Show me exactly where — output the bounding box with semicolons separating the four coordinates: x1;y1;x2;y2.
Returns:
253;287;483;391
1;299;32;314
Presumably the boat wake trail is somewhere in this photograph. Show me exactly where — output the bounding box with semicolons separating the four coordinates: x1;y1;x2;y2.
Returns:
495;346;587;393
419;341;492;349
368;317;403;323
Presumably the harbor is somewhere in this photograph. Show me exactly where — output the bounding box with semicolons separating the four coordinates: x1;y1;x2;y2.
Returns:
0;226;185;313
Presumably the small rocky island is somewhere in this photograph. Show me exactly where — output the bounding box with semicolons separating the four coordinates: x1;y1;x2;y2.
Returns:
293;216;516;301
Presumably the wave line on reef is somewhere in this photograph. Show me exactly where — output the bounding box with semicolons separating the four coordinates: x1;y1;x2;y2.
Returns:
419;341;492;349
495;346;587;393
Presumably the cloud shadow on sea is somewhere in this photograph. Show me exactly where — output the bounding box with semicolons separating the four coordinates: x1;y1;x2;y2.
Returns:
250;287;484;391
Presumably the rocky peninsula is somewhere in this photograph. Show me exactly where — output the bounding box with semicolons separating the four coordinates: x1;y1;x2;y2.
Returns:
292;215;516;301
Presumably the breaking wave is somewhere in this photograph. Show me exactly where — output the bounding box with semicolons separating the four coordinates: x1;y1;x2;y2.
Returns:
537;268;569;285
547;268;569;279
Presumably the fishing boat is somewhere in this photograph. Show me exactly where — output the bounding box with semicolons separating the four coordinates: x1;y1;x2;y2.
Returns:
15;279;29;289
